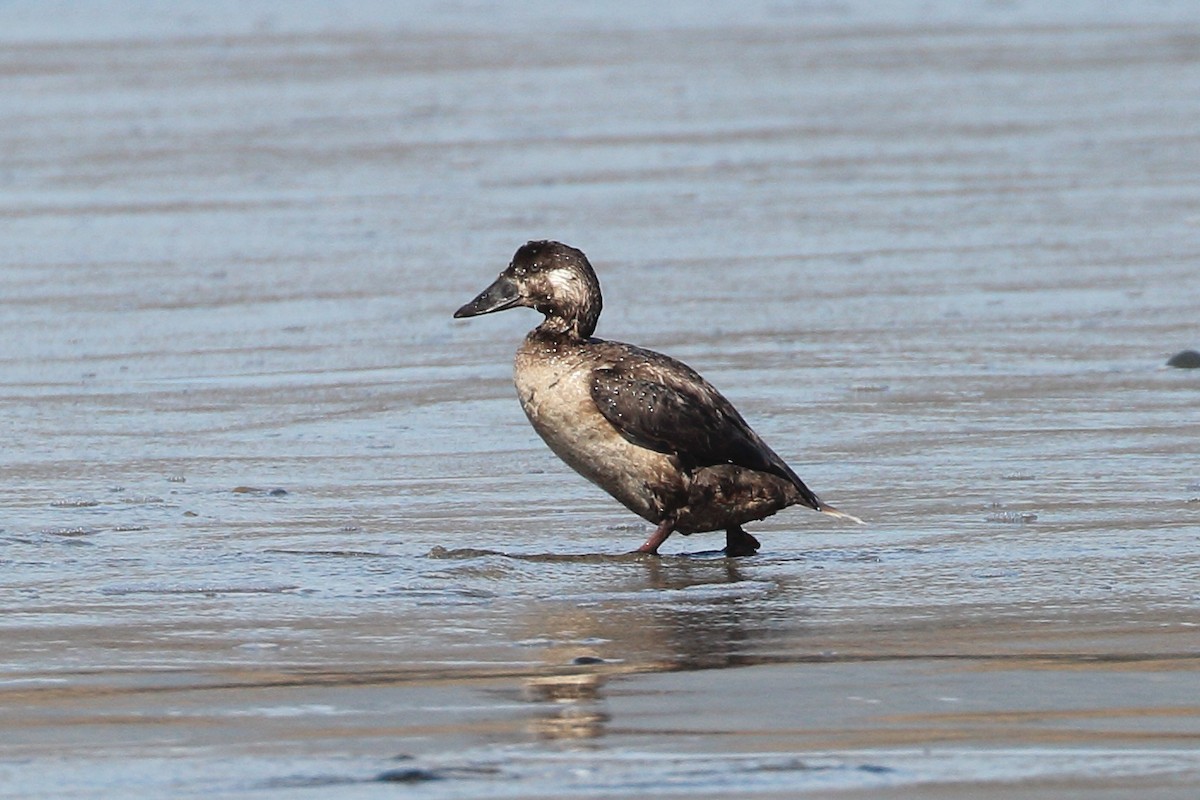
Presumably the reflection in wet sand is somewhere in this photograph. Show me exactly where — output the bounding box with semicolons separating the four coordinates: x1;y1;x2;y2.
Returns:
525;671;610;741
510;555;762;742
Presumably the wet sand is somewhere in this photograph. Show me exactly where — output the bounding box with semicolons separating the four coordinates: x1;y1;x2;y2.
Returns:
3;1;1200;796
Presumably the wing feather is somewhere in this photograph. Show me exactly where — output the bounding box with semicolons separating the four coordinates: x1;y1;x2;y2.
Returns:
587;352;816;505
583;342;851;519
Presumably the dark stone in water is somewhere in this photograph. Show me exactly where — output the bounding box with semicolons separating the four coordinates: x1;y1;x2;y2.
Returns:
375;768;444;783
572;655;606;665
857;764;896;774
1167;349;1200;368
376;764;501;783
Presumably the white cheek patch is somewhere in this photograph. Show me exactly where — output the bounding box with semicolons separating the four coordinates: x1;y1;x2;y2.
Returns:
546;269;577;296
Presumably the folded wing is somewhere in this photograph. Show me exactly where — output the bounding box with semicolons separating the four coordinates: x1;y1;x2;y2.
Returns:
589;352;824;511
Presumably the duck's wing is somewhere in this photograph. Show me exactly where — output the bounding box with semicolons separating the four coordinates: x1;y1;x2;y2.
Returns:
589;348;825;510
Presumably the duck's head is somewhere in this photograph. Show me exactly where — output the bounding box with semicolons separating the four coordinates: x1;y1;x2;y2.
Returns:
454;240;603;339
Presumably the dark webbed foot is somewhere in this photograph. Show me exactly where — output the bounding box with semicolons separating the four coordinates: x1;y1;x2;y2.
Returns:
634;518;675;555
723;526;760;557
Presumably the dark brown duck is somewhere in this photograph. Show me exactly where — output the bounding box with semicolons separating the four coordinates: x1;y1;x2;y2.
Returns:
454;240;861;556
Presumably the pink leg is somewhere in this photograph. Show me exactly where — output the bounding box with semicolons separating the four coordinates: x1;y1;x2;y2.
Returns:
635;519;675;555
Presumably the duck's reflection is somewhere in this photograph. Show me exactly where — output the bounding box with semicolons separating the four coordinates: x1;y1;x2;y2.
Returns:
524;671;609;740
516;551;793;742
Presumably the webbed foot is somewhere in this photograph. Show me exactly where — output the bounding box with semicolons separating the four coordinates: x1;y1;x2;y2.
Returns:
723;526;760;557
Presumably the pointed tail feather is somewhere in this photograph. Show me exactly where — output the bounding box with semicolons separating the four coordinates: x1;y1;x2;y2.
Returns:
783;469;865;524
818;503;865;525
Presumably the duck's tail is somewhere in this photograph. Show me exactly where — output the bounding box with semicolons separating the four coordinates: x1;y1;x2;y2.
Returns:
777;462;865;525
817;502;866;525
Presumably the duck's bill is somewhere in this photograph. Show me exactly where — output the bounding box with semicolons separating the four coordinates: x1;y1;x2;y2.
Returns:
454;274;522;318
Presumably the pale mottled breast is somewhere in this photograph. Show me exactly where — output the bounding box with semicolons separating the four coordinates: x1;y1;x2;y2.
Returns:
512;332;679;522
513;334;593;427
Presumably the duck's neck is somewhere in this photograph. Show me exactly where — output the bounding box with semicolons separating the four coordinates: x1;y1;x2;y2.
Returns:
535;275;602;339
536;307;599;339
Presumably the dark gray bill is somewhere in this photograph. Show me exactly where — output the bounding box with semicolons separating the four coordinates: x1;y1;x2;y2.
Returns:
453;274;522;318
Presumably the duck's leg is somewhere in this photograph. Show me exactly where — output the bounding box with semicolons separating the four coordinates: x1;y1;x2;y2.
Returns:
635;519;675;555
724;525;760;557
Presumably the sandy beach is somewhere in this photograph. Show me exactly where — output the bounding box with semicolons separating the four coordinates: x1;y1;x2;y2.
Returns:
2;1;1199;796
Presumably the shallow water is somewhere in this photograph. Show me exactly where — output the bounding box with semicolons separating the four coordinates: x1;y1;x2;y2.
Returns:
3;1;1200;797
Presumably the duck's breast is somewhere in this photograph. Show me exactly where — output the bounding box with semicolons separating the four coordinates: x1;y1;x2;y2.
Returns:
513;336;680;522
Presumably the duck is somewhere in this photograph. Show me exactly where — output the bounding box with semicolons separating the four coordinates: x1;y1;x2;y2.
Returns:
453;240;861;556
